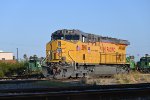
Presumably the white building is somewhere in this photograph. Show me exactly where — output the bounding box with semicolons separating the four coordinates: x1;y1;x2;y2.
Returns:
0;51;13;60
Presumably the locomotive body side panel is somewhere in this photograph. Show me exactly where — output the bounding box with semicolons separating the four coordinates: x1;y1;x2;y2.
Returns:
46;40;127;65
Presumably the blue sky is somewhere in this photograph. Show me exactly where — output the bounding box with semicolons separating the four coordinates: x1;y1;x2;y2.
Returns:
0;0;150;61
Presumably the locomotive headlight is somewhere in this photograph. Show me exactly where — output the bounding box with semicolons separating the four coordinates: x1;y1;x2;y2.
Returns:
48;51;50;55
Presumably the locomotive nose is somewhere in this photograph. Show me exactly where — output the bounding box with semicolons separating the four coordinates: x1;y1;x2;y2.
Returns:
46;40;62;62
53;41;62;60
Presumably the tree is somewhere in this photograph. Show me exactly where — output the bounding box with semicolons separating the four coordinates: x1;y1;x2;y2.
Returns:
23;54;28;62
33;55;38;60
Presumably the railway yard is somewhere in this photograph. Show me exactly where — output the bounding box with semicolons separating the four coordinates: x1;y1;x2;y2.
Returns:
0;29;150;100
0;0;149;99
1;0;150;99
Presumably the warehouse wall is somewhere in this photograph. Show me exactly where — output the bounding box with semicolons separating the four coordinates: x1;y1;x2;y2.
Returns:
0;52;13;60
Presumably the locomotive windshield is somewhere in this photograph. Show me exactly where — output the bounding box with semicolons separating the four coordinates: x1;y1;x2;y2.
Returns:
141;57;150;62
52;34;64;40
65;35;80;40
29;60;35;63
52;34;80;40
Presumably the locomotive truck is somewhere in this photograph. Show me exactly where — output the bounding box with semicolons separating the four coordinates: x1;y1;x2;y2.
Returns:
42;29;130;79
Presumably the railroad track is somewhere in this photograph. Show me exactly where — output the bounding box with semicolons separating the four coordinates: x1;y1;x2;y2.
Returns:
1;83;150;100
0;74;45;80
0;73;113;81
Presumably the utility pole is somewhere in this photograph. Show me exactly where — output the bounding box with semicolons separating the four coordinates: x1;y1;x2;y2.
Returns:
17;48;18;62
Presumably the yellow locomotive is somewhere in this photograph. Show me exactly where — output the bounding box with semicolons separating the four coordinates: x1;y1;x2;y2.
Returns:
45;29;130;79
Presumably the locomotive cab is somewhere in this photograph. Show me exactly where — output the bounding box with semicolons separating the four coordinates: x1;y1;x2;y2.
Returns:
46;30;80;63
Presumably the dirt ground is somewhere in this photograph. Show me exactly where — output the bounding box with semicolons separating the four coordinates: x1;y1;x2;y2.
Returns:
81;71;150;85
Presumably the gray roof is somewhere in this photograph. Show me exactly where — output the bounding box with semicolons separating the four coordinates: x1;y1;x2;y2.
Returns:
52;29;130;45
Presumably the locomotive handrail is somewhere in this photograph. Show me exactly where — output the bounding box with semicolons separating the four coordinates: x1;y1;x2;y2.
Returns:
68;50;77;69
68;50;75;63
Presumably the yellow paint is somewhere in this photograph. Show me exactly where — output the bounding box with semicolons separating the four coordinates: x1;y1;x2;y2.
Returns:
46;40;128;64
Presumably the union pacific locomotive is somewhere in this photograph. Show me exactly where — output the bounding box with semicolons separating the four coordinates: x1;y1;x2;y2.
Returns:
44;29;130;79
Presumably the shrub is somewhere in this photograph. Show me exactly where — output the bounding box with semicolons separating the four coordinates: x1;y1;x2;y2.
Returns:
0;62;27;77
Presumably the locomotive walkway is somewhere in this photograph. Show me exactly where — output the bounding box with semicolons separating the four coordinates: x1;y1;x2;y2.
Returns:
0;82;150;100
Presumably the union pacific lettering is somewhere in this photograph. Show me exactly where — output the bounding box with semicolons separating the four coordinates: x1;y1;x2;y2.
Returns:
100;46;116;52
107;47;115;52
